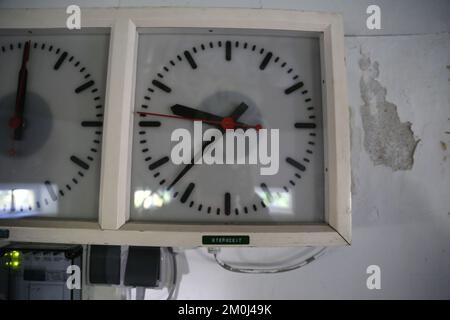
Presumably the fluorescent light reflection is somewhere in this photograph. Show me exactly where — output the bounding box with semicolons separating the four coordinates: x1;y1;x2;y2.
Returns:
0;183;58;218
255;187;293;215
134;189;171;210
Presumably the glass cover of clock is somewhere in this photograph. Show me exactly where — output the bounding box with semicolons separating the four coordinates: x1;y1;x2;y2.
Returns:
0;29;109;220
131;29;324;224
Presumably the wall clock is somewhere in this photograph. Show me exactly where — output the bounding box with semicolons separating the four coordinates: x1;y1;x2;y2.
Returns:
0;8;350;247
131;30;325;223
0;30;109;220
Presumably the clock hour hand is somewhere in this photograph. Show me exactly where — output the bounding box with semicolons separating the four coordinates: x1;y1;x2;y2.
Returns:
9;40;31;142
171;104;223;123
170;103;254;131
166;103;248;190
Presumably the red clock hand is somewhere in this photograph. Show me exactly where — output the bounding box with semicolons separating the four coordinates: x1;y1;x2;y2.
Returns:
8;40;30;156
135;110;262;130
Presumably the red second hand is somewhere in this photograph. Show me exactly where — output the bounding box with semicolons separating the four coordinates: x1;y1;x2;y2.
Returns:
135;111;262;130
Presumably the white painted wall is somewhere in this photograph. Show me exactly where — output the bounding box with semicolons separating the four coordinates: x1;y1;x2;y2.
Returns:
2;0;449;299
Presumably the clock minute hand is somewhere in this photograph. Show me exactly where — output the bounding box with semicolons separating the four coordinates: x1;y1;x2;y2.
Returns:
166;103;248;190
166;137;216;190
9;40;31;141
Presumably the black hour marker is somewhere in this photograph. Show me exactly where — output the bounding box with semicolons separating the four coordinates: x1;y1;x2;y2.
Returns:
286;157;306;171
260;183;272;202
70;156;89;170
259;52;273;70
152;79;171;93
44;181;57;202
225;41;231;61
183;50;197;69
81;121;103;127
75;80;94;94
149;156;169;170
138;121;161;127
53;51;68;70
224;192;231;216
294;123;316;129
180;183;195;203
284;82;304;95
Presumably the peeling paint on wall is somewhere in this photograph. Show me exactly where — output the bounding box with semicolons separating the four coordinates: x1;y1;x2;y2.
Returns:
358;50;419;171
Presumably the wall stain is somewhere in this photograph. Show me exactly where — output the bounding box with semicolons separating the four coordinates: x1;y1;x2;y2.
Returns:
359;50;419;171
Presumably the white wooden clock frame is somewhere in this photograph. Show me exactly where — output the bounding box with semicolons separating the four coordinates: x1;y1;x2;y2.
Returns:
0;8;351;247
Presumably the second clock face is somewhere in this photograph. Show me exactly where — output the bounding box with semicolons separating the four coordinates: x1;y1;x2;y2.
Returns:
131;30;325;223
0;31;109;220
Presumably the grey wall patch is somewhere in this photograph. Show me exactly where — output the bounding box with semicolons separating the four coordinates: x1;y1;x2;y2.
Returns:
359;51;418;170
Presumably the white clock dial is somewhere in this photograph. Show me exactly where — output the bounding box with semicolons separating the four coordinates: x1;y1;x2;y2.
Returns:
131;30;324;223
0;32;109;219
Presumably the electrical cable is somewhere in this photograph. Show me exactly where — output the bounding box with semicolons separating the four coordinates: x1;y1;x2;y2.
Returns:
166;247;177;300
209;247;327;274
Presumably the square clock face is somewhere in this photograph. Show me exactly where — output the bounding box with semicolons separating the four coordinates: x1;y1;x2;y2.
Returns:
0;29;109;220
131;28;324;224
